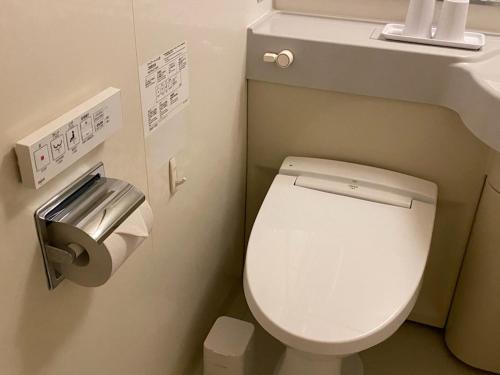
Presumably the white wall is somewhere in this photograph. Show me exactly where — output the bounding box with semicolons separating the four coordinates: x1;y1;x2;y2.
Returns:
132;0;271;373
0;1;270;374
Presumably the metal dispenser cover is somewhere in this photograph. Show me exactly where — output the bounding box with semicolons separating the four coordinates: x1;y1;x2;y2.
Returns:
35;163;145;290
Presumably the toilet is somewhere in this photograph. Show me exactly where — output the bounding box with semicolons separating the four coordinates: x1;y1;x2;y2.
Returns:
244;157;437;375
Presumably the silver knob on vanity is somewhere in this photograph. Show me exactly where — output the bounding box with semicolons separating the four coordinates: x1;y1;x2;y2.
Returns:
263;50;294;68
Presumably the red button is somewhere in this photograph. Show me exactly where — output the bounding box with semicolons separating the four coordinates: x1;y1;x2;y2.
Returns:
41;155;45;161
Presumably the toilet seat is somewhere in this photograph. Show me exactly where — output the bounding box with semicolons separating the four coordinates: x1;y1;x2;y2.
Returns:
244;157;437;356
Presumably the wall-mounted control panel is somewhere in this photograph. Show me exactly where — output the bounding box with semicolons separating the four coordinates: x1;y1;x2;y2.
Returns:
15;88;122;189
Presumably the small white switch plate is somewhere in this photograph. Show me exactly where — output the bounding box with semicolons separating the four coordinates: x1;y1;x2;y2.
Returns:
169;157;187;194
15;87;122;189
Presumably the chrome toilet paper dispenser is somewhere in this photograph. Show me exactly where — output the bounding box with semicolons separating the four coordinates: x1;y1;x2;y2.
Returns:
35;163;146;290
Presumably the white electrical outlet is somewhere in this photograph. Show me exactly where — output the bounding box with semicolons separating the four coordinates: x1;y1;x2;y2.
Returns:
15;87;122;189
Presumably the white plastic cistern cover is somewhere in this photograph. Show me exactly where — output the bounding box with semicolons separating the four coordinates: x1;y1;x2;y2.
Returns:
244;157;438;356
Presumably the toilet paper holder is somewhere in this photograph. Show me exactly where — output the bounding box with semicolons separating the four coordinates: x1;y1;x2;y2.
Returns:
35;162;146;290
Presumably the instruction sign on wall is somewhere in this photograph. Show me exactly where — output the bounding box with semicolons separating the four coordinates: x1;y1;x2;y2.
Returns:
139;42;190;136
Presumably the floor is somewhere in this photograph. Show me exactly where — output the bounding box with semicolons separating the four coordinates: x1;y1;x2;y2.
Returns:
194;287;492;375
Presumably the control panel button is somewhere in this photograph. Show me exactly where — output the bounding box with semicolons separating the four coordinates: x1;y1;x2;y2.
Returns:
93;108;105;132
50;135;66;160
66;127;81;149
80;114;94;142
34;145;50;171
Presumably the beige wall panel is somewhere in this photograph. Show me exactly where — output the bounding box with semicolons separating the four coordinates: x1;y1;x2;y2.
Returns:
0;1;151;375
0;1;271;375
246;81;490;327
274;0;500;33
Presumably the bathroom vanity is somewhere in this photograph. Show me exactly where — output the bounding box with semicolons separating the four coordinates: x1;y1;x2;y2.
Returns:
247;11;500;151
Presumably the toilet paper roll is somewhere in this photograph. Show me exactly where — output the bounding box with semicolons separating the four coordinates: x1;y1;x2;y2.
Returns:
56;201;154;287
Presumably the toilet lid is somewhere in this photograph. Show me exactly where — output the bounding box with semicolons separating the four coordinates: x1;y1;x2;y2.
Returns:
244;173;436;356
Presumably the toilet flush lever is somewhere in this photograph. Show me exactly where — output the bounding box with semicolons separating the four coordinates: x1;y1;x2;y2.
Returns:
263;50;294;68
263;52;278;63
169;157;187;194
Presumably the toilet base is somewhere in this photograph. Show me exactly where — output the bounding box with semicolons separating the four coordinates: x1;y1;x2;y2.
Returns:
274;348;363;375
342;354;364;375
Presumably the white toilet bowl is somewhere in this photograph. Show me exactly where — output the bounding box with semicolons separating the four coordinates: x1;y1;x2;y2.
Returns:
244;157;437;375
